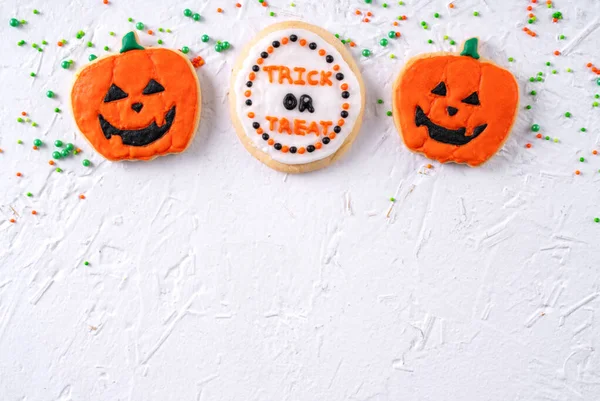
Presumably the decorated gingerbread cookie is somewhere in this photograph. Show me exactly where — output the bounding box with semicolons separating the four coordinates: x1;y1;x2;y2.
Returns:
230;21;366;173
71;32;201;161
392;38;519;167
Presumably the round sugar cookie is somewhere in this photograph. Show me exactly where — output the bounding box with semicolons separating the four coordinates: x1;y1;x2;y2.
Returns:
392;38;519;167
230;21;366;173
71;32;201;161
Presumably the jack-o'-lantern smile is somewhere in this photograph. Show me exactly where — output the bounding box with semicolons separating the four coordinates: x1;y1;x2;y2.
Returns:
415;106;487;146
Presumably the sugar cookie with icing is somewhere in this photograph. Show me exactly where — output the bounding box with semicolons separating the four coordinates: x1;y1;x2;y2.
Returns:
230;21;366;173
392;38;519;167
71;32;201;161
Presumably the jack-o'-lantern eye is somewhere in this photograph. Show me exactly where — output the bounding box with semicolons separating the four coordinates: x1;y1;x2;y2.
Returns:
104;84;129;103
431;82;447;96
462;92;480;106
142;79;165;95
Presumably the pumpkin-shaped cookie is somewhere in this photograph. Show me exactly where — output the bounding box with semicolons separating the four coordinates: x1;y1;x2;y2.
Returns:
71;32;201;161
392;38;519;166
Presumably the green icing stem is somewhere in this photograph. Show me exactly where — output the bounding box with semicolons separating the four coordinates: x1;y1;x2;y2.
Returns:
120;31;145;53
460;37;480;60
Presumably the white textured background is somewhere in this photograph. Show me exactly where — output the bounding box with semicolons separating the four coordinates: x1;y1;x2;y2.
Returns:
1;0;600;400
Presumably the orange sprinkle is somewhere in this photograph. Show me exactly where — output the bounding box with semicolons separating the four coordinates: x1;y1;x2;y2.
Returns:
338;119;345;126
523;27;530;32
249;72;256;81
58;41;64;46
527;5;533;10
554;50;560;56
236;3;242;7
103;0;109;4
76;148;82;153
248;112;255;118
393;22;399;26
349;42;356;47
21;111;27;116
552;18;558;23
587;63;593;68
79;194;86;199
355;10;361;15
315;142;322;150
9;219;15;223
536;134;542;139
257;58;264;65
282;37;289;45
16;172;22;177
48;160;55;165
262;1;268;6
298;147;306;154
449;3;455;9
245;90;252;97
531;0;537;3
217;8;223;12
333;65;340;71
401;15;407;20
33;146;38;150
148;30;154;35
281;146;289;153
268;139;274;145
256;128;264;135
31;210;37;215
593;150;598;155
426;164;433;169
526;143;532;148
329;133;336;140
267;46;274;53
299;39;307;46
319;49;326;56
342;103;350;110
341;83;349;90
529;13;534;18
396;32;401;37
0;148;3;153
367;11;372;17
363;18;370;23
575;170;581;175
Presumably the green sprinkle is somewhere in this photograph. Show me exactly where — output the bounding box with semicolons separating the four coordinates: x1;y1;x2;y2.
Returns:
26;192;32;197
386;111;392;116
54;140;63;147
536;77;543;82
552;69;557;74
428;39;433;44
17;139;23;144
61;149;70;157
531;90;537;96
181;46;189;54
565;112;571;117
531;124;540;132
136;22;144;30
593;102;599;107
526;105;533;110
61;60;71;69
32;43;38;48
157;39;163;45
390;54;395;59
55;167;62;173
82;159;91;167
104;46;109;51
215;43;223;53
383;3;388;8
31;122;38;127
192;13;201;21
184;8;193;17
580;157;585;162
449;40;456;45
33;139;42;146
128;17;133;22
596;94;600;99
33;9;40;14
87;41;93;47
9;18;20;27
52;151;62;159
202;34;210;43
377;99;383;104
380;38;388;47
46;90;54;98
110;31;115;36
365;0;372;3
65;143;75;152
508;57;514;62
473;11;479;16
529;77;535;82
594;218;600;223
390;197;396;202
546;61;551;66
88;54;97;61
159;28;164;32
41;40;48;45
581;128;587;132
270;11;275;16
18;40;25;46
17;117;24;122
362;49;371;57
166;29;172;33
545;136;550;140
434;13;440;18
553;138;559;143
559;34;565;40
84;261;90;266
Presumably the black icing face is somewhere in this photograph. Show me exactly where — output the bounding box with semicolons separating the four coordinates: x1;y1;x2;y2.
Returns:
415;82;487;146
98;79;176;147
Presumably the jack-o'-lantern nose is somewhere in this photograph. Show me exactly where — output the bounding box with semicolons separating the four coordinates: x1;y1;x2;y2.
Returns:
447;106;458;116
131;102;144;113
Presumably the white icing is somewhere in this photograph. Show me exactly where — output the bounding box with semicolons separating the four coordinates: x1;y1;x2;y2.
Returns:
234;28;362;165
